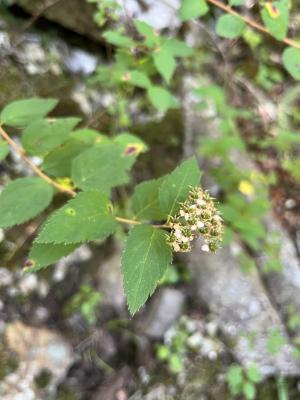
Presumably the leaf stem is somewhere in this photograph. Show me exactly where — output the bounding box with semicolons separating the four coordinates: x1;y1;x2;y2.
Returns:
207;0;300;51
0;125;170;229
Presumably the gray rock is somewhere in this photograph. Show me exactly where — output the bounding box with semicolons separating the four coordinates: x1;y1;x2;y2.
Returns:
96;241;126;313
187;243;300;375
0;267;13;287
140;288;185;339
258;218;300;334
1;321;74;400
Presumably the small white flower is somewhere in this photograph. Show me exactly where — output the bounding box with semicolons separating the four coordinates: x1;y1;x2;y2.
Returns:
196;199;205;206
173;242;181;252
197;221;204;229
182;236;190;243
175;229;182;238
201;244;210;252
191;225;197;231
180;210;185;217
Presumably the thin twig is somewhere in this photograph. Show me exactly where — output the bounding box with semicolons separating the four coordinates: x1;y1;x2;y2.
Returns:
0;125;76;196
207;0;300;51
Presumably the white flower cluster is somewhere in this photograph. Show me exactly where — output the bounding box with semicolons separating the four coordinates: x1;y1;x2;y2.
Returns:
167;187;223;253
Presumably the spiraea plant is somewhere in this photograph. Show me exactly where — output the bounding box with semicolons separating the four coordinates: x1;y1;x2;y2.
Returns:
0;98;223;315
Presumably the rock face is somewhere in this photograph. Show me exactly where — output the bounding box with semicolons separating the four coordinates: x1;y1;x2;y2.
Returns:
140;288;185;339
13;0;101;41
1;321;74;400
187;243;300;375
260;218;300;335
96;241;126;313
14;0;181;37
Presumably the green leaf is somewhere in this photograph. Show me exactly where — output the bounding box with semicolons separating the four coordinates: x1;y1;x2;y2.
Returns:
267;329;287;355
159;157;201;217
132;177;167;220
147;86;178;113
227;365;243;390
153;45;176;83
72;143;131;192
0;177;53;228
179;0;209;21
229;0;245;5
22;117;81;156
127;70;152;89
246;364;262;383
0;138;9;161
24;242;78;273
42;139;91;177
114;132;148;168
122;224;172;315
134;20;160;47
0;98;58;127
242;382;256;400
282;47;300;80
216;14;246;39
36;191;117;244
261;1;289;40
69;128;108;145
103;31;135;48
163;38;193;57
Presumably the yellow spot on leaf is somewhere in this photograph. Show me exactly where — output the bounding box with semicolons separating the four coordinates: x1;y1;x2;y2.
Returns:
66;207;76;216
265;2;280;18
56;178;74;190
238;180;254;196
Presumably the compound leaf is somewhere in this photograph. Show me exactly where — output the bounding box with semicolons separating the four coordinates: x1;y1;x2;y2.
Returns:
36;191;117;244
122;224;172;315
0;177;53;228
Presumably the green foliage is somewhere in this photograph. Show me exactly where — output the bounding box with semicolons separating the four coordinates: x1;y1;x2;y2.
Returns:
267;329;287;355
71;143;131;192
25;243;79;273
261;1;289;40
227;363;262;400
147;86;177;114
132;178;167;221
36;191;117;244
122;225;172;315
155;319;190;374
64;284;102;325
179;0;209;21
0;98;57;127
0;177;53;228
0;138;9;161
282;47;300;80
22;117;81;156
216;14;246;39
159;157;201;217
153;44;176;84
